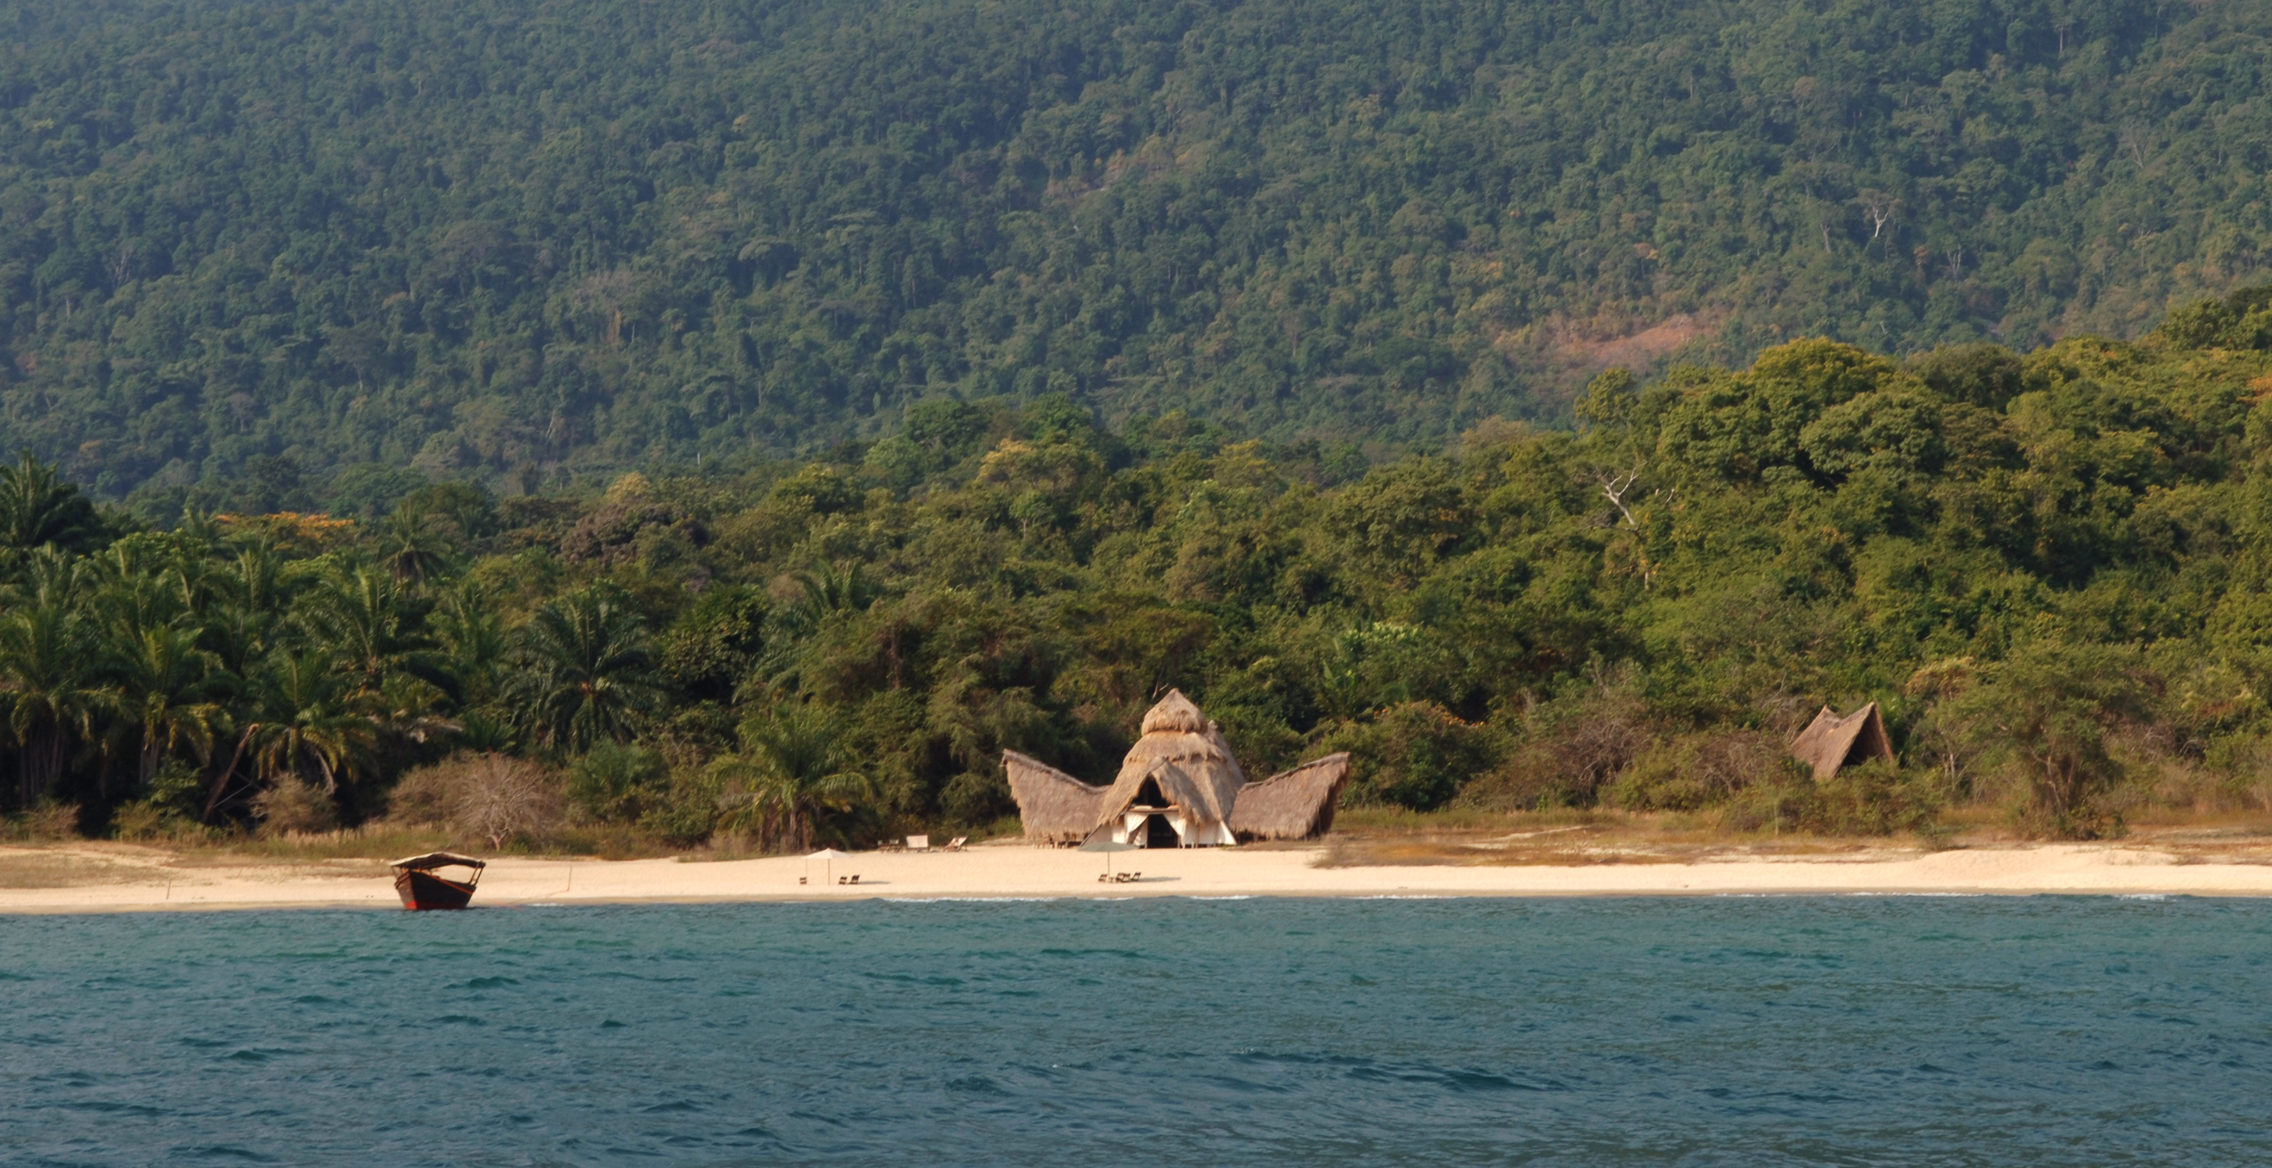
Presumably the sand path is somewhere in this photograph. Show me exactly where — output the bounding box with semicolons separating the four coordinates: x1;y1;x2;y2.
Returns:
4;840;2272;913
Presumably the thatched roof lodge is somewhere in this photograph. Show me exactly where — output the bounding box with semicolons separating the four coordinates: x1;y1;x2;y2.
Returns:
1004;690;1351;847
1789;701;1895;779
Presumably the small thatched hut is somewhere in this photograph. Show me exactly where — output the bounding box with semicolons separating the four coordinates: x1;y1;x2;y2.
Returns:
1789;701;1895;779
1003;690;1350;847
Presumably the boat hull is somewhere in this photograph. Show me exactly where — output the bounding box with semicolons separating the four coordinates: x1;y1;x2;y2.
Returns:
394;868;478;910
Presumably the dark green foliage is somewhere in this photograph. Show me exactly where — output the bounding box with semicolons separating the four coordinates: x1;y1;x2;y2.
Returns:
6;0;2272;495
0;456;107;553
565;743;670;825
507;586;665;754
13;312;2272;844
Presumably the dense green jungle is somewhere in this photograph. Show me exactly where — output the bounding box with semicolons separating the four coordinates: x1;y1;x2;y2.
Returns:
5;0;2272;499
11;287;2272;846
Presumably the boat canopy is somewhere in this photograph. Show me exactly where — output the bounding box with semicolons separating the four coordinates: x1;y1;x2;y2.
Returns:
387;852;488;871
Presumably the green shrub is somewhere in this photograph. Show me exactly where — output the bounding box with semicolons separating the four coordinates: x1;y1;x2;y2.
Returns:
567;743;670;824
1317;701;1499;811
1605;730;1798;812
636;766;723;847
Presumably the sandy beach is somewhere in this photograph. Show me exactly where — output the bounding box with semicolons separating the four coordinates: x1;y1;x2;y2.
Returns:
5;838;2272;912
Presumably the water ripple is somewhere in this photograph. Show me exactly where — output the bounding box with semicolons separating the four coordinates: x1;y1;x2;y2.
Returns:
3;898;2269;1165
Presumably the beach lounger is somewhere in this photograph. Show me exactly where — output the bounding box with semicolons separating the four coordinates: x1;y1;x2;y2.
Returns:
943;836;967;851
848;874;860;884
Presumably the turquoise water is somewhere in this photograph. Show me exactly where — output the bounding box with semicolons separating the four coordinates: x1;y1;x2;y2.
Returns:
4;896;2269;1166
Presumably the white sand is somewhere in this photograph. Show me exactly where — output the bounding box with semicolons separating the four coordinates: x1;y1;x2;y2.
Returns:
4;839;2271;913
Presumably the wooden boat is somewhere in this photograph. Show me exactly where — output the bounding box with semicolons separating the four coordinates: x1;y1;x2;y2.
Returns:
388;852;487;910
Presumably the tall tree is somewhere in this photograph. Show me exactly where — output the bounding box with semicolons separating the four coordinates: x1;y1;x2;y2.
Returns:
506;587;663;753
0;456;105;554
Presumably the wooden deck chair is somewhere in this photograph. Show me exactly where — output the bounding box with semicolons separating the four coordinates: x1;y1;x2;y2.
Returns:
943;836;968;851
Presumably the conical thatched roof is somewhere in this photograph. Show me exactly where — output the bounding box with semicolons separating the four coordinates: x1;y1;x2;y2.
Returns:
1002;690;1348;845
1098;690;1244;831
1789;701;1894;779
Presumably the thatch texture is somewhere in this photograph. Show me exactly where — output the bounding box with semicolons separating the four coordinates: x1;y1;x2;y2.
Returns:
1002;690;1349;846
1789;702;1895;779
1229;754;1352;841
1091;691;1245;839
1004;750;1107;844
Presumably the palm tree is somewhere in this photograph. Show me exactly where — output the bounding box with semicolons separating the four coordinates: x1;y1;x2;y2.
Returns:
294;564;444;697
433;578;508;706
505;586;663;753
0;601;114;807
375;505;457;584
790;559;875;627
713;704;872;852
113;623;231;789
207;651;377;819
201;545;288;677
0;454;104;553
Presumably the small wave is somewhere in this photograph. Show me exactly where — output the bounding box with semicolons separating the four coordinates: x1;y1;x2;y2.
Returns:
886;896;1070;903
1836;892;1989;898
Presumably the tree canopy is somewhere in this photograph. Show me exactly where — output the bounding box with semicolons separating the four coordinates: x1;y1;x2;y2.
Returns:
9;303;2272;843
5;0;2271;498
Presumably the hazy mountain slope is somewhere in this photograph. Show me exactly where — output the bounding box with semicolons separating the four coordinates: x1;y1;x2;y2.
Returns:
2;0;2268;495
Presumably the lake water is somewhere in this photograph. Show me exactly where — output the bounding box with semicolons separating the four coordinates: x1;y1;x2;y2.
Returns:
4;896;2269;1166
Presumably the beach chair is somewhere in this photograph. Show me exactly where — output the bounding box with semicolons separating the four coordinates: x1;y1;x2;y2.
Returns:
799;876;807;885
943;836;968;851
906;834;930;851
848;874;860;885
838;875;848;884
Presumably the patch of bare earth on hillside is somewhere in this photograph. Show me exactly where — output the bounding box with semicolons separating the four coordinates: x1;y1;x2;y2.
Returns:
1543;311;1724;372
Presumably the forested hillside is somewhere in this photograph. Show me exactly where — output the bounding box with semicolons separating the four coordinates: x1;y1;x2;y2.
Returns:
4;0;2272;497
11;300;2272;845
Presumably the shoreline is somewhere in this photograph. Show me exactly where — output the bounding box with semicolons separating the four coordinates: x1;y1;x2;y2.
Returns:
6;839;2272;913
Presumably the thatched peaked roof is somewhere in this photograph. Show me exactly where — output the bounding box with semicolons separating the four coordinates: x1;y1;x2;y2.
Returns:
1230;753;1351;841
1004;751;1106;845
1092;759;1220;833
1101;690;1244;829
1790;701;1894;779
1002;690;1347;845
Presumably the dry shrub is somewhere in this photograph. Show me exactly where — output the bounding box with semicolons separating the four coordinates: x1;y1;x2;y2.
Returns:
252;777;337;836
390;753;564;849
6;801;83;841
111;800;177;842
